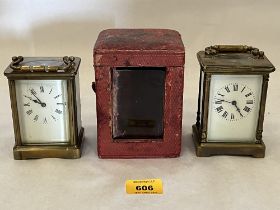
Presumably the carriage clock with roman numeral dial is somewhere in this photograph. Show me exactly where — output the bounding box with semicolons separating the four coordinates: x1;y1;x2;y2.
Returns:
4;56;84;159
192;45;275;158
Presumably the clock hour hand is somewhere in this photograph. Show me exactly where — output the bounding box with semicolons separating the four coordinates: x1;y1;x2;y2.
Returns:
30;90;46;107
24;95;41;104
232;100;243;117
216;99;232;103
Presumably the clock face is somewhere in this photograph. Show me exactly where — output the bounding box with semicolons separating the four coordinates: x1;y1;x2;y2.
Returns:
15;80;69;144
207;75;263;142
213;83;255;121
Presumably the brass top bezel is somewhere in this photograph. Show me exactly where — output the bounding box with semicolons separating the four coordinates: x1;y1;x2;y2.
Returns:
197;45;275;74
4;56;81;79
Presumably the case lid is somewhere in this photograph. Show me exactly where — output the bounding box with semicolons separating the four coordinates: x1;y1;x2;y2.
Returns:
4;56;81;78
197;45;275;73
94;29;185;67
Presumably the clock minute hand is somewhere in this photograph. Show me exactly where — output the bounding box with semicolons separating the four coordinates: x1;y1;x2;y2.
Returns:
232;100;243;117
30;91;42;103
30;91;47;108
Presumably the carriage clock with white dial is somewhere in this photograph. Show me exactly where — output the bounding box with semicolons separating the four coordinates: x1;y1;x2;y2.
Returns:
4;56;84;159
192;45;275;157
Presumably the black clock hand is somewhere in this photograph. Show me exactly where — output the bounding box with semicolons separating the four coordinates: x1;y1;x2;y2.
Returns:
216;99;232;104
29;91;46;107
24;95;41;104
30;91;42;103
232;100;243;117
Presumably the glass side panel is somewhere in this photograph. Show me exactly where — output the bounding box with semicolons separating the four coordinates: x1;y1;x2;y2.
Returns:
112;67;166;140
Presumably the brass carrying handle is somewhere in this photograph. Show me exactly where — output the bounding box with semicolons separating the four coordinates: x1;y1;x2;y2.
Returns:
10;56;76;71
205;45;264;58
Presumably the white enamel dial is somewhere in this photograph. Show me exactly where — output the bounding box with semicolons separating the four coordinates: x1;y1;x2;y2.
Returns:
213;83;255;121
15;80;69;144
207;75;263;142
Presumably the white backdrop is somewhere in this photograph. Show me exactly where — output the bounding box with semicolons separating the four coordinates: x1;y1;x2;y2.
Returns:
0;0;280;209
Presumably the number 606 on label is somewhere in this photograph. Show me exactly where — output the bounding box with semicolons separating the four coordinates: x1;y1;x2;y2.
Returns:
126;179;163;194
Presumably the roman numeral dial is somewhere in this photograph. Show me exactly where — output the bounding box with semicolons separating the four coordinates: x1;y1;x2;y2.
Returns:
22;84;67;124
15;79;70;144
213;83;255;121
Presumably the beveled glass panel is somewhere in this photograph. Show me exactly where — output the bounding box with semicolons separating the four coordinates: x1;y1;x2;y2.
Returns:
112;67;165;139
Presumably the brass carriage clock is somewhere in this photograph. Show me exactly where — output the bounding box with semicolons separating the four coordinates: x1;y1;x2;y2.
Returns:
4;56;84;160
192;45;275;158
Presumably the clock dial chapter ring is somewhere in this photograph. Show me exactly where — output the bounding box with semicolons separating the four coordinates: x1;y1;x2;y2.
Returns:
213;83;255;121
23;83;66;125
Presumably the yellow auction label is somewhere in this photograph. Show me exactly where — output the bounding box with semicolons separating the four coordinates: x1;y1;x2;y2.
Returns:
126;179;163;194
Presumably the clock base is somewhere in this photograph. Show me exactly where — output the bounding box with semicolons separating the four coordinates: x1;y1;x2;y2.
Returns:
192;125;265;158
13;127;85;160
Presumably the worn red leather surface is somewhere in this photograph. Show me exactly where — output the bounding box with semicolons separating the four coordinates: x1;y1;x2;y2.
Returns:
93;29;185;158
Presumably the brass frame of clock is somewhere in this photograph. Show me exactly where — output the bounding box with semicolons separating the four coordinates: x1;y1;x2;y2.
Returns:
192;45;275;158
4;56;84;160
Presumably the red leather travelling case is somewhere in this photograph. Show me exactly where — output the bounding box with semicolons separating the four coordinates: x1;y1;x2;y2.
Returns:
93;29;185;158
